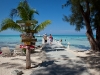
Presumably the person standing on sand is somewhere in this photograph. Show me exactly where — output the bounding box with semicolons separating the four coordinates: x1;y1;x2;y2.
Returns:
49;34;53;44
43;33;47;43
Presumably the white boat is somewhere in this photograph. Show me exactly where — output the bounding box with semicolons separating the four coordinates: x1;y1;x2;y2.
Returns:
36;34;42;37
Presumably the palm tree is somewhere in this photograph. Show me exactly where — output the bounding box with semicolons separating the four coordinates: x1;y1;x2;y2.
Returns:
0;0;51;33
0;0;51;69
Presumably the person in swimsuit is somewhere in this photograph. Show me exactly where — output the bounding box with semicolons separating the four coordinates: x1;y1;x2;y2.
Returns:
49;34;53;44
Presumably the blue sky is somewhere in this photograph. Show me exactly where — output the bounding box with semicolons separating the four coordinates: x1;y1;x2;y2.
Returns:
0;0;88;35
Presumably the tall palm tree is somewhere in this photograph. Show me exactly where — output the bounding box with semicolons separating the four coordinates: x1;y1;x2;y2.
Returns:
0;0;51;69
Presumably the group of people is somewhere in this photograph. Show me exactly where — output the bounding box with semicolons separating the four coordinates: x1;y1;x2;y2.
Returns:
43;34;53;44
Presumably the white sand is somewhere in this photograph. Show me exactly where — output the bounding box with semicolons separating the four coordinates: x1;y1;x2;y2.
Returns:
71;49;100;75
0;54;43;75
0;46;99;75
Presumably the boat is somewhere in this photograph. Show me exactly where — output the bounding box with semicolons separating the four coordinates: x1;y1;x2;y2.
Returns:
36;34;42;37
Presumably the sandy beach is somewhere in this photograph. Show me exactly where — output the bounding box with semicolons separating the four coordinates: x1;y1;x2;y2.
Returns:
0;0;100;75
0;49;46;75
75;50;100;75
0;43;100;75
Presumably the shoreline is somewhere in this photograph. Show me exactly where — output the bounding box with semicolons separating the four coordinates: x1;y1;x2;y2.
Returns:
0;35;90;50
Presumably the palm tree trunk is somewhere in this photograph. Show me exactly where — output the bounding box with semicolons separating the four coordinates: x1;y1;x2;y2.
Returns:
26;47;31;69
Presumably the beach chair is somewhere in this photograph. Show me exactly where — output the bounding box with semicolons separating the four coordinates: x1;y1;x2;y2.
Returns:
13;45;23;56
1;47;11;57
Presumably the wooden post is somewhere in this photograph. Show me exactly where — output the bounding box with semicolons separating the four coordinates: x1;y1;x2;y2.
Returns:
26;46;31;69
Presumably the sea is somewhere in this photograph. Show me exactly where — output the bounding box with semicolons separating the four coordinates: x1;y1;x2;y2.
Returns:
0;35;91;51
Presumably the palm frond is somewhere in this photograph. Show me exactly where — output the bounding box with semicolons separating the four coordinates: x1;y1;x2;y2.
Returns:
10;9;18;19
17;6;29;20
0;0;51;34
35;20;51;32
0;18;21;32
19;0;30;12
10;0;30;19
29;9;39;20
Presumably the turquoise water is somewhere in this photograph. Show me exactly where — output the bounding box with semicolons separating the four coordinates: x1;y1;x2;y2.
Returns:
0;35;90;50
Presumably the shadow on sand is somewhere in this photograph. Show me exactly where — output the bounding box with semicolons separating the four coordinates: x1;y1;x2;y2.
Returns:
77;51;100;72
30;56;91;75
42;46;65;53
70;44;90;50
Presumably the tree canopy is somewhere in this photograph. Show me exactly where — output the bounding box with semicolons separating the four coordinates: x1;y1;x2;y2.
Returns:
63;0;100;31
63;0;100;51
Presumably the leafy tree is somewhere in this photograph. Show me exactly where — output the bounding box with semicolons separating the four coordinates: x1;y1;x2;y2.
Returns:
90;0;100;51
62;0;100;51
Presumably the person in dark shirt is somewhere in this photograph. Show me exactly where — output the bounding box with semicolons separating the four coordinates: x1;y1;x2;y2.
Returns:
43;33;47;43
